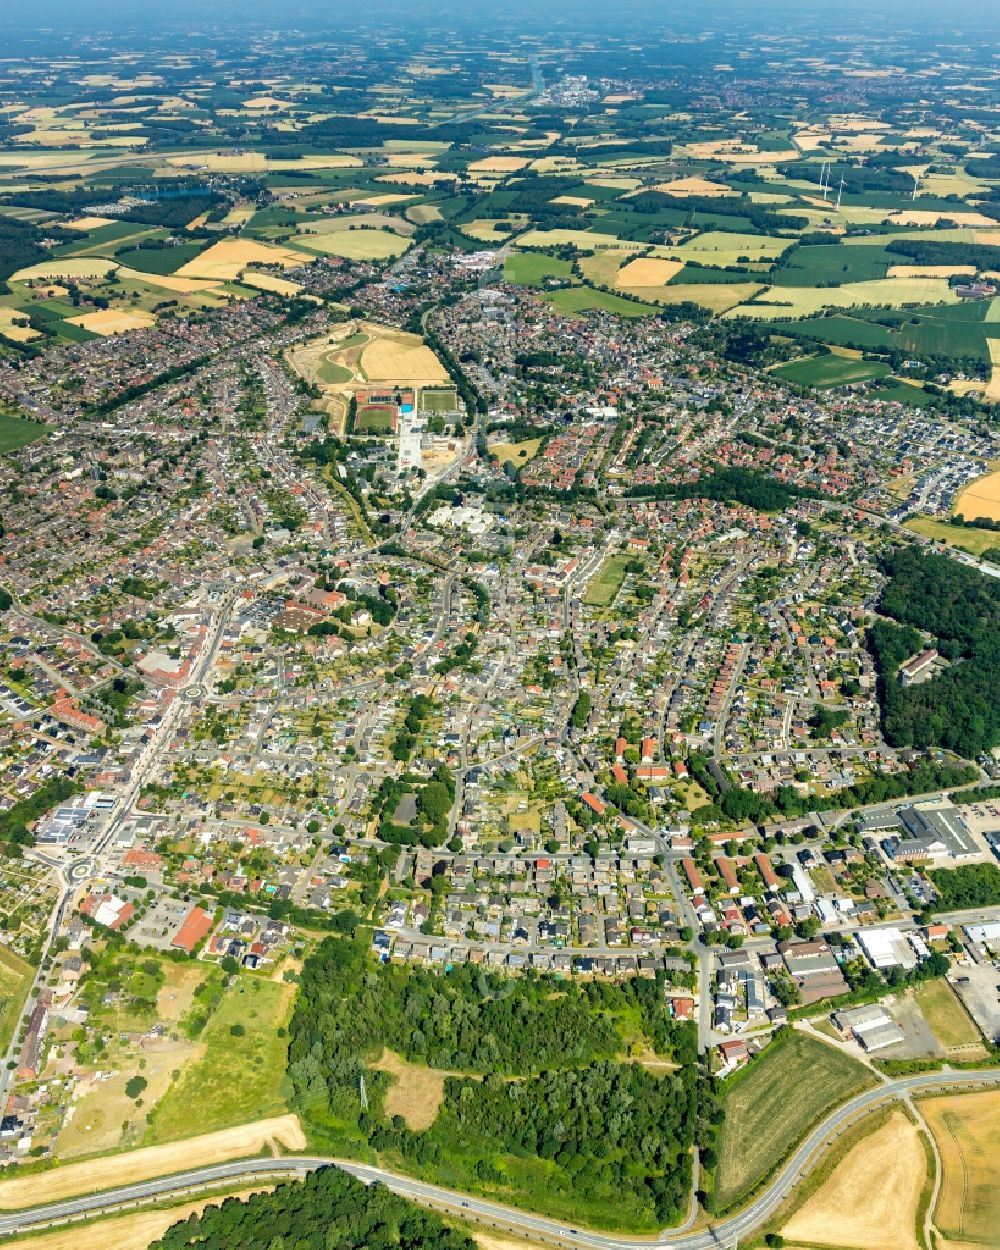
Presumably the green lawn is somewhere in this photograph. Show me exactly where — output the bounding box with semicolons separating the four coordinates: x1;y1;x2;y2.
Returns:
0;943;33;1055
146;976;294;1144
772;354;891;389
714;1031;875;1211
0;411;49;453
316;358;354;384
503;251;575;287
584;554;631;607
544;284;658;318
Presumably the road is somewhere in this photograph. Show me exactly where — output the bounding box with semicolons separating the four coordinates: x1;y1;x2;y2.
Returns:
2;1070;996;1247
0;590;238;1107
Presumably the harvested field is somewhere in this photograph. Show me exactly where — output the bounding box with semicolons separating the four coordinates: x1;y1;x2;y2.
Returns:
715;1032;875;1211
670;230;793;264
62;216;118;231
66;309;155;335
649;176;733;197
0;308;39;342
468;156;531;173
615;257;684;287
238;270;303;296
115;267;220;294
12;257;118;282
0;1115;305;1209
175;239;306;280
729;277;958;319
659;282;763;313
954;463;1000;522
373;1049;447;1130
360;329;449;386
888;210;997;228
888;265;977;279
780;1109;924;1250
922;1088;1000;1245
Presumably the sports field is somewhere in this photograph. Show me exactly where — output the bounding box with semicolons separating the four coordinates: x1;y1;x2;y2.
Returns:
922;1088;1000;1245
780;1109;924;1250
0;411;49;454
714;1031;875;1211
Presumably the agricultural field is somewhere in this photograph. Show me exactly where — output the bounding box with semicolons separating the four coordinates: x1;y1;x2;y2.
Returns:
0;1187;276;1250
779;1109;925;1250
904;514;1000;558
771;353;892;389
175;239;307;281
922;1088;1000;1246
714;1031;875;1211
954;466;1000;523
0;1116;304;1210
544;285;657;318
502;251;574;287
0;411;49;454
359;326;450;386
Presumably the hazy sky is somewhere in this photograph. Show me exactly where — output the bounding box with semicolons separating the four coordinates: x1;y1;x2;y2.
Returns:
8;0;1000;33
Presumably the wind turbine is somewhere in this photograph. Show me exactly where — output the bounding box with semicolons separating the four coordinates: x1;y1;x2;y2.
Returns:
835;175;845;212
819;160;829;199
911;170;921;202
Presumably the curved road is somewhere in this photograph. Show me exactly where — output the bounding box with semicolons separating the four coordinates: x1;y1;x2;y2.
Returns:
1;1070;996;1247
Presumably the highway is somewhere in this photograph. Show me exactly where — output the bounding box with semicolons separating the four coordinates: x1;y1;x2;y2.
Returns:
2;1070;996;1248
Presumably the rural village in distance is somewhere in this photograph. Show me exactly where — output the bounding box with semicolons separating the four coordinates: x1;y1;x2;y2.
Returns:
1;2;1000;1248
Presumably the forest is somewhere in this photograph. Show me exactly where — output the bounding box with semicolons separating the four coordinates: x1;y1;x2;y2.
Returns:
151;1165;476;1250
287;936;698;1229
870;546;1000;758
928;863;1000;912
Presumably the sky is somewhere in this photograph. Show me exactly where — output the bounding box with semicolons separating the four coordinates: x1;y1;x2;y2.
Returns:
8;0;1000;32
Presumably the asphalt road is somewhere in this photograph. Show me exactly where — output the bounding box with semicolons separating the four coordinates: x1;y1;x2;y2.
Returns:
2;1070;996;1247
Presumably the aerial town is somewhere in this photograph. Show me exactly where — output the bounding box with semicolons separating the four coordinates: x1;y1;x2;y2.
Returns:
1;5;1000;1250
